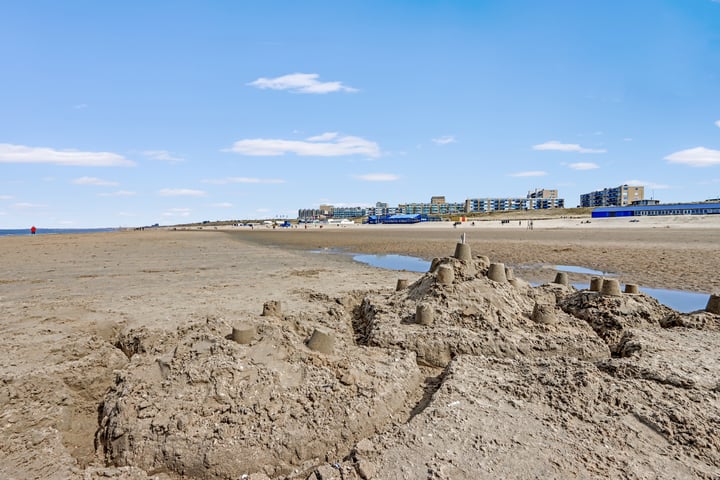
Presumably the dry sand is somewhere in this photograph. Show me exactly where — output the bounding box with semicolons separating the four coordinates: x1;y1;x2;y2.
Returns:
0;218;719;479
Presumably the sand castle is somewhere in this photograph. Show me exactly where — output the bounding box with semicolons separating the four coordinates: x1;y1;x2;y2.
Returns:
84;239;720;478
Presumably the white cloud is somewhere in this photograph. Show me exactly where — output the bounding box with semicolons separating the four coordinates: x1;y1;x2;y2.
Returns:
210;202;233;208
162;208;192;217
532;141;606;154
228;133;380;157
623;138;633;142
0;195;12;200
73;103;88;109
715;120;720;128
72;176;120;186
354;173;400;182
509;171;547;177
307;132;339;142
99;190;137;197
247;73;358;94
624;179;671;190
142;150;185;163
665;147;720;167
0;144;135;166
202;177;286;185
568;162;599;170
432;135;456;145
158;188;207;197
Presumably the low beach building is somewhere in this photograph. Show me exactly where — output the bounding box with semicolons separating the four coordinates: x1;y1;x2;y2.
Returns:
591;201;720;218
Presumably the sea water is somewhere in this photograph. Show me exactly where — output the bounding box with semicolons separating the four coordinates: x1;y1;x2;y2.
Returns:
0;228;117;237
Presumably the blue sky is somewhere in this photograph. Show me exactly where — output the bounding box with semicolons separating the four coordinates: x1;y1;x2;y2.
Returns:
1;0;720;228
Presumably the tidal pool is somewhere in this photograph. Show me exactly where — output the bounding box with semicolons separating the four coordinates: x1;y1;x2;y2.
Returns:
352;254;432;272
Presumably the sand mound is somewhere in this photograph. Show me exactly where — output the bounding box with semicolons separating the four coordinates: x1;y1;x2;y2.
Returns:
558;289;675;353
599;327;720;391
96;316;422;479
355;253;609;367
348;354;720;479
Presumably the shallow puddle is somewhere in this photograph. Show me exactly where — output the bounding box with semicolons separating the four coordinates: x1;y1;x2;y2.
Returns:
556;264;616;276
353;254;432;272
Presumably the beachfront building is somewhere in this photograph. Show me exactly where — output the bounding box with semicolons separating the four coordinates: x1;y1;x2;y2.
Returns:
332;206;368;219
591;201;720;218
580;184;644;208
465;196;565;213
298;206;333;222
367;202;399;217
398;200;465;215
527;188;558;199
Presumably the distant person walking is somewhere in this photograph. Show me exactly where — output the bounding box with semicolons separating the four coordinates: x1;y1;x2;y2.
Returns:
30;226;36;235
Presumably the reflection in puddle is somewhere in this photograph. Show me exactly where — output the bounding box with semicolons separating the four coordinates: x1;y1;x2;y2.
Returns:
566;283;706;313
638;287;708;313
556;265;616;276
353;254;431;272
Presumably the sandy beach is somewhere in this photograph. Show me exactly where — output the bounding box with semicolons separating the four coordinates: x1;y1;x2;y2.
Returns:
223;215;720;293
1;218;719;479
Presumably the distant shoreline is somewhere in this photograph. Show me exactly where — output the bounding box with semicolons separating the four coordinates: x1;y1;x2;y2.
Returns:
0;227;118;237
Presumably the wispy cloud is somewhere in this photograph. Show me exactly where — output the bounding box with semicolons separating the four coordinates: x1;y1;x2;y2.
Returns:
142;150;185;163
99;190;136;197
623;138;633;142
624;179;671;190
532;141;606;154
210;202;233;208
228;133;380;157
354;173;399;181
73;103;88;110
162;208;192;217
12;202;47;208
665;147;720;167
0;195;12;200
509;171;547;177
202;177;286;185
715;120;720;128
432;135;456;145
0;144;135;167
72;176;119;186
247;73;358;94
568;162;599;170
158;188;206;197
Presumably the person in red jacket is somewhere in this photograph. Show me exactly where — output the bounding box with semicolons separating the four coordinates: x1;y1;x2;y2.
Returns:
30;226;36;235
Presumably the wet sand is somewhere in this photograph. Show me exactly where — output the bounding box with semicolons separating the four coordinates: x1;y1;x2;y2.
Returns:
224;217;720;293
